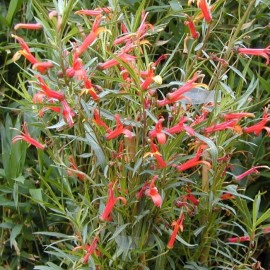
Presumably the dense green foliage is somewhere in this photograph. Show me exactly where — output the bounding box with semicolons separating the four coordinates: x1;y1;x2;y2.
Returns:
1;0;270;269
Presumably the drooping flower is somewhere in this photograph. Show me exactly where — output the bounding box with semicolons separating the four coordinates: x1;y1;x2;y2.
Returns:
61;99;76;127
234;166;269;181
236;45;270;65
75;15;106;56
148;117;166;144
167;212;185;249
92;109;110;131
203;119;240;134
184;17;199;39
197;0;212;23
81;78;100;101
66;55;87;80
75;7;111;16
100;182;127;222
176;147;211;172
243;108;270;136
145;176;162;207
12;34;53;74
105;114;133;140
12;122;45;150
37;76;65;101
144;141;167;169
73;236;99;264
221;112;255;121
157;72;208;106
14;23;43;30
227;236;250;243
97;51;136;70
166;117;195;136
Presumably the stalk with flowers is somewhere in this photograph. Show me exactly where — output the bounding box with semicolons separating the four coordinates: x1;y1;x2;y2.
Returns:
1;0;270;269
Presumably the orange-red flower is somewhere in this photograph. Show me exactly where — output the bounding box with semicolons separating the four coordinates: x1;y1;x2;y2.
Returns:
144;141;167;169
145;176;162;208
157;72;207;106
176;147;211;172
166;117;195;136
167;212;185;249
227;236;250;243
75;15;106;56
149;118;166;144
105;114;133;140
197;0;212;23
184;17;199;39
243;109;270;136
12;123;45;150
14;23;42;30
61;100;76;127
100;182;126;222
37;76;65;101
235;166;269;181
73;236;99;264
66;55;87;80
75;7;111;16
237;46;270;65
203;119;240;134
12;34;53;74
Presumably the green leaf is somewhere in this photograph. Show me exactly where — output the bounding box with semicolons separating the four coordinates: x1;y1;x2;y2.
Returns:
10;224;23;248
108;223;130;241
5;0;23;26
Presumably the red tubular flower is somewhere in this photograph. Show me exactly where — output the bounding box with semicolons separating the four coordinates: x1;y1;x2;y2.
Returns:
105;114;133;140
66;55;87;80
197;0;212;23
157;72;207;106
222;112;255;121
235;166;269;181
14;23;42;30
67;156;86;181
149;118;166;145
100;182;127;222
220;193;235;200
37;76;65;101
32;61;53;74
203;119;240;133
75;7;111;16
75;15;105;56
12;34;53;74
237;46;270;65
73;236;99;264
97;52;136;70
166;117;195;136
144;142;167;169
145;176;162;208
93;109;110;131
227;236;250;243
176;147;211;172
167;212;185;249
185;188;200;205
61;100;76;127
81;78;100;101
184;17;199;39
12;122;45;150
243;109;270;136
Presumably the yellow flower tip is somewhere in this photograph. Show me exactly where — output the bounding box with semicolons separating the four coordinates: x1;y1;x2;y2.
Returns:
153;75;162;85
97;27;111;35
12;51;22;62
194;82;209;89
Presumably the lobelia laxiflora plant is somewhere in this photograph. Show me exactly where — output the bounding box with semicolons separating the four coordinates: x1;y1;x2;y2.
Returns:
5;0;270;269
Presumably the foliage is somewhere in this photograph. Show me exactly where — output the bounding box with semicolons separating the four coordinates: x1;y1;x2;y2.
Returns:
1;0;270;269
